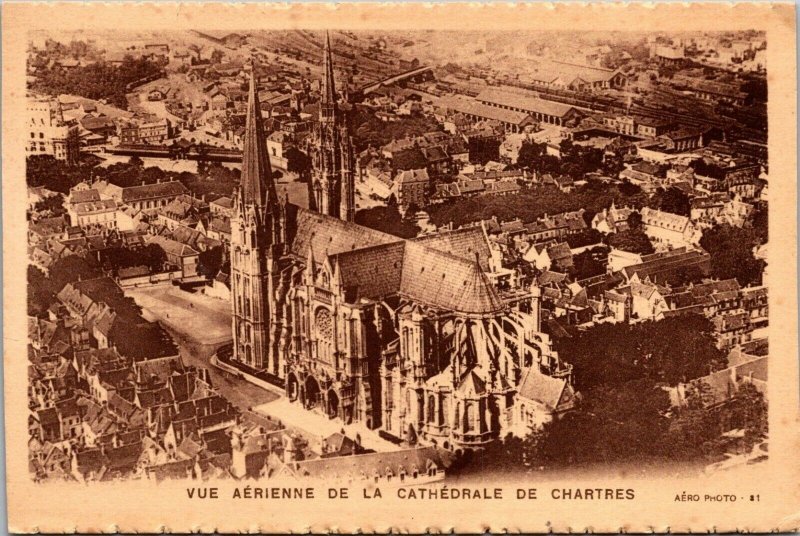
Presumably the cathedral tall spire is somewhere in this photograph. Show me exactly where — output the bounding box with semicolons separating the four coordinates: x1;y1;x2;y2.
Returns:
241;66;277;209
321;31;337;120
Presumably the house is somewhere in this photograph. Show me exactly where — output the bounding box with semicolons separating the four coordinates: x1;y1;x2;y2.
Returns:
199;216;232;243
68;199;118;230
156;195;207;230
205;270;231;301
392;168;430;211
524;209;587;243
658;128;705;152
266;130;294;168
527;61;626;92
592;204;636;234
626;280;670;320
603;289;631;322
117;118;172;144
107;181;189;211
29;216;70;246
669;354;767;412
618;247;711;287
636;117;674;138
209;196;233;217
690;193;729;223
146;235;200;278
525;242;573;273
640;207;702;247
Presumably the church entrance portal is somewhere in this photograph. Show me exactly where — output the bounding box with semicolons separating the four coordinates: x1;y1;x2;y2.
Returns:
327;390;340;419
305;376;321;410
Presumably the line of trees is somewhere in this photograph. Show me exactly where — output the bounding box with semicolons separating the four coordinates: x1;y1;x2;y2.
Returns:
426;181;649;230
30;55;164;109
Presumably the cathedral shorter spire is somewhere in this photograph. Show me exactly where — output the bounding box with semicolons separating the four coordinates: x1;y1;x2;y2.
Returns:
241;64;277;209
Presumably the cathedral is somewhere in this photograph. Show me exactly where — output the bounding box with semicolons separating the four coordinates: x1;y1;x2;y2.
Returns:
230;33;574;450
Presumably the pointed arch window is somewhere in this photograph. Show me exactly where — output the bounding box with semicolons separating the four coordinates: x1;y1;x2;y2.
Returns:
464;402;474;432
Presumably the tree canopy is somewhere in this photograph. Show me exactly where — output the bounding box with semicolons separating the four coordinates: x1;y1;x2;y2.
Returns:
554;314;727;390
28;255;104;317
30;55;164;109
427;183;648;230
350;105;441;151
650;186;691;216
700;224;765;286
355;204;420;239
606;228;654;255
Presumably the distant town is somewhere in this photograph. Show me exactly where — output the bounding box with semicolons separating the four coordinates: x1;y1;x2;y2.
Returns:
27;29;768;483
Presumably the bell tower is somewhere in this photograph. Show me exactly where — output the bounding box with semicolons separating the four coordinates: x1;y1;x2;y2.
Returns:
311;31;356;222
230;66;283;372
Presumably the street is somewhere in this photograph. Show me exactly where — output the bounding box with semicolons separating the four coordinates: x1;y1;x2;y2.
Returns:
126;283;280;410
171;333;280;411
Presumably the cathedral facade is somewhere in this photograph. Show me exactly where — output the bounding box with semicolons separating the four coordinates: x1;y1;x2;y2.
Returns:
230;34;574;450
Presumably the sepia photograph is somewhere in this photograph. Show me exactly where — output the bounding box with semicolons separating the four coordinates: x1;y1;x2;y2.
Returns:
4;3;798;533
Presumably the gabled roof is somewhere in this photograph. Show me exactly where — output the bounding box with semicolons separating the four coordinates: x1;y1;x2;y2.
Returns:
476;88;579;118
290;207;399;259
120;181;188;203
517;367;573;411
438;95;533;125
147;234;199;257
330;239;504;315
70;189;101;204
412;227;492;272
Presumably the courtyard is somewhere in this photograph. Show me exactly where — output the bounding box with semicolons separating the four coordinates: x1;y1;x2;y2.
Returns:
126;283;233;346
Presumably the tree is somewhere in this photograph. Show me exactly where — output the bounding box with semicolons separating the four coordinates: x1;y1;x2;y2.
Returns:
571;247;608;281
607;228;654;254
355;205;420;239
28;255;104;316
351;105;441;150
752;205;768;244
30;55;163;109
554;314;726;390
28;266;53;317
618;179;642;197
286;147;312;180
627;210;643;230
451;378;680;473
467;136;501;165
128;155;144;168
27;155;94;193
210;48;225;64
426;183;649;230
700;224;765;286
564;228;603;249
668;381;767;461
33;195;66;217
538;379;673;466
198;246;224;278
651;186;690;216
